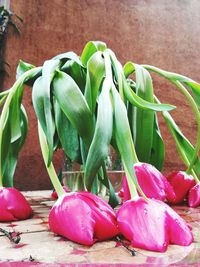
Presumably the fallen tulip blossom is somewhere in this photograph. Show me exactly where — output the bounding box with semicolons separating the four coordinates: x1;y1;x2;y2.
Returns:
118;163;175;201
0;187;33;221
51;186;70;199
188;183;200;208
49;192;119;245
167;171;196;204
117;197;193;252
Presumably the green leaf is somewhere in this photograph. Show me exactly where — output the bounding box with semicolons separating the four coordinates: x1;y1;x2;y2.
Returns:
2;105;28;187
133;64;154;163
16;60;41;86
54;98;80;162
149;114;165;170
98;166;119;208
111;85;142;194
9;84;24;142
124;61;135;78
162;107;200;175
84;78;113;190
61;60;86;92
53;71;94;148
142;64;200;108
81;41;107;66
108;49;124;99
123;77;175;111
32;60;59;165
123;63;175;111
16;60;35;79
183;81;200;108
84;51;105;112
53;51;83;67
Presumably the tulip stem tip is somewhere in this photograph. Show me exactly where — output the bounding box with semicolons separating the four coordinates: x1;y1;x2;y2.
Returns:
115;236;137;256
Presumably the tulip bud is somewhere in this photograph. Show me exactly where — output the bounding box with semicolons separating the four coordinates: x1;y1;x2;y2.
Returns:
0;187;32;221
188;183;200;208
117;197;193;252
49;192;119;245
118;163;175;201
167;171;196;204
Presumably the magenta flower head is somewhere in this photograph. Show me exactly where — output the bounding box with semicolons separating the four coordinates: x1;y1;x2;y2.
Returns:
117;197;193;252
167;171;196;204
119;163;175;201
188;183;200;208
0;187;33;221
49;192;119;245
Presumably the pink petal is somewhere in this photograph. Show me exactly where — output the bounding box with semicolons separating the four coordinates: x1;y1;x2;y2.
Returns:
117;197;193;252
164;202;193;245
49;194;95;245
135;163;173;201
49;192;119;245
119;163;175;202
188;183;200;208
117;198;168;252
0;188;32;221
167;171;196;204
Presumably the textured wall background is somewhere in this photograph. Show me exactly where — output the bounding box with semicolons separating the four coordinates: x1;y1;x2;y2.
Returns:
2;0;200;190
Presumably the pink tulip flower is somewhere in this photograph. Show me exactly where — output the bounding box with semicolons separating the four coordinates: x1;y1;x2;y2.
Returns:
0;187;33;221
118;163;175;201
51;185;70;199
49;192;119;245
167;171;196;204
188;183;200;208
117;197;193;252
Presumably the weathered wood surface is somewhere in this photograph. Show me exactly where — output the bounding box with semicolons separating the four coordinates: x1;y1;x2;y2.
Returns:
0;191;200;266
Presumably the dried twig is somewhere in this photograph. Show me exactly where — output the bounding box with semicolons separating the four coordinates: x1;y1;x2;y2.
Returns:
0;227;21;244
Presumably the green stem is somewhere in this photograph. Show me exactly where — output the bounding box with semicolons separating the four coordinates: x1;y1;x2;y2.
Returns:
143;65;200;177
173;81;200;174
0;95;7;108
0;67;42;185
38;122;65;197
0;88;11;97
123;163;139;199
155;95;200;183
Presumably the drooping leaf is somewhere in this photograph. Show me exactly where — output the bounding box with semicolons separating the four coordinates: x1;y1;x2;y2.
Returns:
16;60;35;79
61;60;86;92
149;114;165;171
160;103;200;175
133;64;154;163
16;60;41;86
81;41;107;66
84;78;113;190
54;98;80;162
142;64;200;108
53;71;94;148
123;62;175;112
32;60;59;165
9;84;24;142
53;51;83;67
2;105;28;187
84;51;105;112
111;85;143;196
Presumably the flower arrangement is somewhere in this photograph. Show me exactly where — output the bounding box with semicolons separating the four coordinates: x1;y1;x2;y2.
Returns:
0;41;200;252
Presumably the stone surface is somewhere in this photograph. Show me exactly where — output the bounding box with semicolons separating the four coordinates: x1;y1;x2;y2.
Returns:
1;0;200;190
0;191;200;266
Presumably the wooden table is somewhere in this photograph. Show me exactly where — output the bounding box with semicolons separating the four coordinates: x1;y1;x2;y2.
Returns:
0;191;200;266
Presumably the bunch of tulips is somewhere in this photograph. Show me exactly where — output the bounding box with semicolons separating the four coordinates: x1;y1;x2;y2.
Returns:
0;41;200;252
